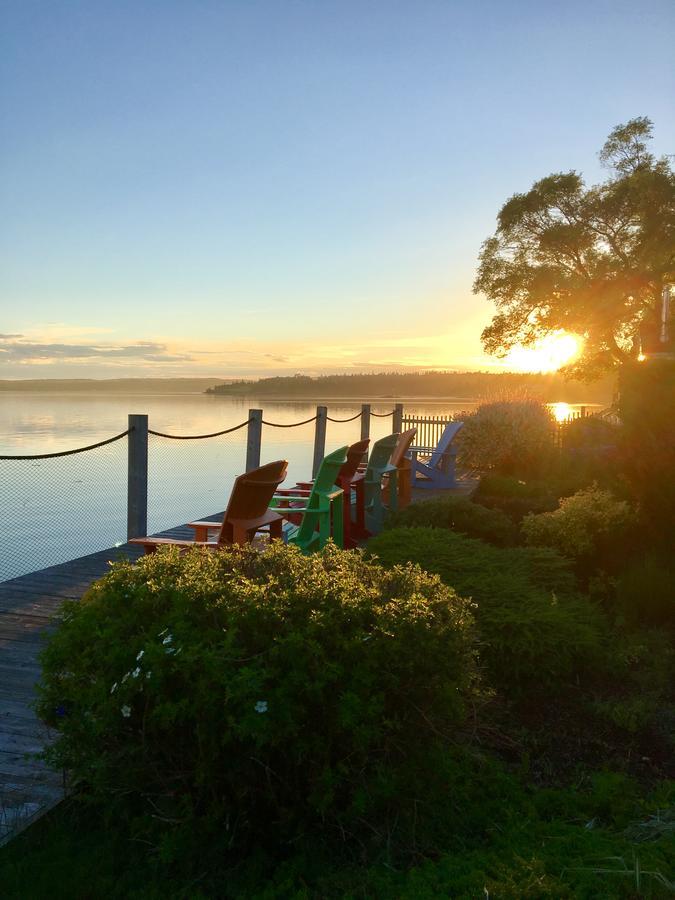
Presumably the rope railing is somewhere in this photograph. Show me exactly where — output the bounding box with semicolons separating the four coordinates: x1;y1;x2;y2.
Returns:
148;419;252;440
1;402;398;582
0;429;130;461
261;415;318;427
326;411;362;423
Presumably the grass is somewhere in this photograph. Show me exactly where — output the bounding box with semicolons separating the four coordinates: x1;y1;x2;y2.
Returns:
1;780;675;899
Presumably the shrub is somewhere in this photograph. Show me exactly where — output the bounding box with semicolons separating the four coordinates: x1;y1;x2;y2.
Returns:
455;399;556;477
367;528;603;693
618;359;675;543
474;474;561;522
521;485;633;566
617;553;675;630
37;542;478;854
385;494;516;546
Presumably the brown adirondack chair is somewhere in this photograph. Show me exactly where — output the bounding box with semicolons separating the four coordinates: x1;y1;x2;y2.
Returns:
382;428;417;509
130;459;288;553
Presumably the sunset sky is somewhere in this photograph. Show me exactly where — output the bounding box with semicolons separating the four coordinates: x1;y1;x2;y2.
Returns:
2;1;674;379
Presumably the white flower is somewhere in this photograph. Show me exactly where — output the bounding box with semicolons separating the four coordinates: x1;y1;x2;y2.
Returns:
121;705;131;718
165;647;176;655
254;700;268;714
162;634;173;645
131;667;141;679
145;671;152;680
110;682;118;694
136;650;145;661
121;672;130;683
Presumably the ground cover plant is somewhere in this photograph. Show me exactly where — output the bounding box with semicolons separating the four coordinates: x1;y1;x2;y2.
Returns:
385;493;516;546
36;542;479;858
367;527;603;694
2;770;674;898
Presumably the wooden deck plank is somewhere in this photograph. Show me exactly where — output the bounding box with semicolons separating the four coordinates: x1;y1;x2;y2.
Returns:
0;517;213;847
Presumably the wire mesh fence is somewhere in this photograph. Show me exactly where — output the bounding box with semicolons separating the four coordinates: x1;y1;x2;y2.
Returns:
0;434;128;582
147;426;249;537
0;403;399;583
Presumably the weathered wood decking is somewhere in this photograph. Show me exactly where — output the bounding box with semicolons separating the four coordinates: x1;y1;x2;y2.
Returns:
0;480;476;847
0;518;213;847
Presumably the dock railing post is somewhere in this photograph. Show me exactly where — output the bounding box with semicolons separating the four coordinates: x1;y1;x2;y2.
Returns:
127;414;148;540
360;403;371;462
312;405;327;477
393;403;403;433
246;409;263;472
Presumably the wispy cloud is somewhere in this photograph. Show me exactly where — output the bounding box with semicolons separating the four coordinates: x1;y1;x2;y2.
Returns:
0;335;192;364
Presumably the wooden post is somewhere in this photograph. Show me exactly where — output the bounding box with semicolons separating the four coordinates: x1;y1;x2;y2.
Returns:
127;414;148;540
360;404;371;442
393;403;403;433
360;403;371;462
246;409;263;472
312;405;327;477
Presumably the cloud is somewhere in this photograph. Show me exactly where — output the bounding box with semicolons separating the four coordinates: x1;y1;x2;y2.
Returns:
265;353;291;363
0;335;192;364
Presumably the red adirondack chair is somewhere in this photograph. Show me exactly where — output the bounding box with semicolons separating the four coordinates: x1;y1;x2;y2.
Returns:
130;459;288;553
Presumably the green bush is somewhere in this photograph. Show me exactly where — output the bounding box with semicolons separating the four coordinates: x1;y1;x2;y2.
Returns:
385;494;516;546
521;485;633;567
617;553;675;630
367;528;603;693
474;474;561;522
37;542;478;854
618;359;675;543
455;399;556;477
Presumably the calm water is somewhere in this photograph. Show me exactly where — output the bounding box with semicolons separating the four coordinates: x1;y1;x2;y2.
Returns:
0;392;599;582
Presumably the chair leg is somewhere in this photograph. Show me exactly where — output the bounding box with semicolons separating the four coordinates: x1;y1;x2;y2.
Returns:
332;496;344;549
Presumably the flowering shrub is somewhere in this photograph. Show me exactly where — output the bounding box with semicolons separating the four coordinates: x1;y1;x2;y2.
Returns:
367;528;603;693
521;485;633;564
455;399;556;476
385;494;516;546
37;542;478;852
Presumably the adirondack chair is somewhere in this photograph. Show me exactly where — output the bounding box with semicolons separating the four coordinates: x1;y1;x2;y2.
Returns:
410;422;464;489
270;446;348;552
291;439;370;549
361;432;400;537
381;428;417;510
130;459;288;553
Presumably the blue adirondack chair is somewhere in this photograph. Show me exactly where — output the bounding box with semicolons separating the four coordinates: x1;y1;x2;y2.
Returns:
410;422;464;489
270;445;348;552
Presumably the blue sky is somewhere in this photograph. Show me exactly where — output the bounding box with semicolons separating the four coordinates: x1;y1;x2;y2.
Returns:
1;0;674;378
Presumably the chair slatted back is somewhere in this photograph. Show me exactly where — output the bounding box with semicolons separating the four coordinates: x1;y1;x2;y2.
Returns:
219;459;288;545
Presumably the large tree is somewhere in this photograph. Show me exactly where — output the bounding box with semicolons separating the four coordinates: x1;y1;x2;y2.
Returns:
474;118;675;380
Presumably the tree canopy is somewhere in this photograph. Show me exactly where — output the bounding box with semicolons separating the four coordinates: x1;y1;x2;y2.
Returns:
474;118;675;380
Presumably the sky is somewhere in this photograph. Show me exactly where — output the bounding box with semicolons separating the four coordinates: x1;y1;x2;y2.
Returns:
1;0;674;379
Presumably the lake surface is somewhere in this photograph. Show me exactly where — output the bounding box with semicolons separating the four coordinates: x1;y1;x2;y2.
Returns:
0;392;600;581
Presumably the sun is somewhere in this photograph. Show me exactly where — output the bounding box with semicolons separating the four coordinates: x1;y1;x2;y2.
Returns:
504;332;582;373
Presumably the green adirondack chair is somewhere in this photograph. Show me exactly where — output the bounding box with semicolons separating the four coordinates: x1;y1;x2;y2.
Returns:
271;445;348;552
363;432;400;535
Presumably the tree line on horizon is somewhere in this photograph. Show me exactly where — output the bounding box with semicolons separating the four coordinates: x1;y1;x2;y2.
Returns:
206;370;615;402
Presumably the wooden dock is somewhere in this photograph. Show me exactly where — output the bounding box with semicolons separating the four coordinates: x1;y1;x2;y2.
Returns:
0;519;210;847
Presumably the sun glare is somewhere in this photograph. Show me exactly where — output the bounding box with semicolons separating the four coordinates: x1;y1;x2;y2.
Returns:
504;333;581;373
550;402;574;423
